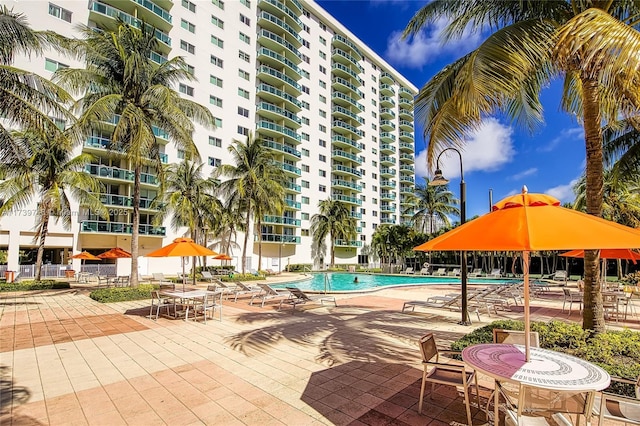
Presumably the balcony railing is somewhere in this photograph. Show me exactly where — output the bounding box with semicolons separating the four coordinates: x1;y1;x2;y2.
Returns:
81;220;165;236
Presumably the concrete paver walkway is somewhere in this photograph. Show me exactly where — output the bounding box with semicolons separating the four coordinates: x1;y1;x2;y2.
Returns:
1;278;637;425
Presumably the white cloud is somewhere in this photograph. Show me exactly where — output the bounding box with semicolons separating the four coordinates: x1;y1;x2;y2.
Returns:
415;118;515;179
537;127;584;152
545;178;579;203
509;167;538;181
385;18;482;69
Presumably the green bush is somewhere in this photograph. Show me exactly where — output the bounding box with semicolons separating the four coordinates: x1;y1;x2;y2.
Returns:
287;263;312;272
0;280;70;292
451;320;640;397
89;284;156;303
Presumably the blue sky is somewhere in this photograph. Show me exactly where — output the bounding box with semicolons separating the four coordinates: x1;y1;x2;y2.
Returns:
317;1;587;218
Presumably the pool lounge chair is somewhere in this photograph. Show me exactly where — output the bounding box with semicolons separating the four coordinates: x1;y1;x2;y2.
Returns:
468;268;484;277
249;283;291;307
231;281;262;302
280;286;337;311
419;267;430;275
401;267;415;274
433;268;447;276
402;293;481;322
447;268;461;277
548;270;568;283
488;268;502;278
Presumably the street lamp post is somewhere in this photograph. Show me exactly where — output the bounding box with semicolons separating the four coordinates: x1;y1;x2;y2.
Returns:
428;147;469;325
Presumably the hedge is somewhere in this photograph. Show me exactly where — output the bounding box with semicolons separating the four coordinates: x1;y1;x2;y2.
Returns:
451;319;640;397
0;280;70;292
89;284;156;303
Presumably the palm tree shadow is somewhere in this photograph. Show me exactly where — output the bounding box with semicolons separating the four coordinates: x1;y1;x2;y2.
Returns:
225;309;466;365
0;365;31;416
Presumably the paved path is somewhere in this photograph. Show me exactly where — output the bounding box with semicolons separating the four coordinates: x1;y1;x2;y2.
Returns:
1;278;636;425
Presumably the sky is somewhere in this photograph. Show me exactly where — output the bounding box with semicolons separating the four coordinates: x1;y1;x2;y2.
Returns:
317;0;587;218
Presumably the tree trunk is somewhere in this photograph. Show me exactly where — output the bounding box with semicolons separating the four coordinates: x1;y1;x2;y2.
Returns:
241;208;251;274
257;217;262;272
191;227;197;286
130;164;141;287
582;78;605;333
35;203;51;281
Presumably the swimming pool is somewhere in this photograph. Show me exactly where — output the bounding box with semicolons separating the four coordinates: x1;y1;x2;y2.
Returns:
277;272;519;293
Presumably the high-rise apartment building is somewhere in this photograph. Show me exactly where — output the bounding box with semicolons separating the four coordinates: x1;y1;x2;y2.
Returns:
0;0;417;276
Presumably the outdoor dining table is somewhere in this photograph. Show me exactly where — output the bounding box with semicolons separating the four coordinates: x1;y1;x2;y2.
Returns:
462;343;611;426
160;289;222;322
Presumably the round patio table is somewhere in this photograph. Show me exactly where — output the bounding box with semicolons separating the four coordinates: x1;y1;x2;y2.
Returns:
462;343;610;425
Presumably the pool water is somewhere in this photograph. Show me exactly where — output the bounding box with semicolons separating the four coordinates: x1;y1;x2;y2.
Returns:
277;272;518;292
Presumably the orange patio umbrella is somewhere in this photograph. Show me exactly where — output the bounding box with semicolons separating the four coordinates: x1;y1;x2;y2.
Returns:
71;251;101;271
560;248;640;263
97;247;132;259
146;238;218;291
414;187;640;361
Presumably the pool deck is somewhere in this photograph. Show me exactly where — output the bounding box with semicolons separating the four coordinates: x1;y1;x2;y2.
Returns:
1;273;637;425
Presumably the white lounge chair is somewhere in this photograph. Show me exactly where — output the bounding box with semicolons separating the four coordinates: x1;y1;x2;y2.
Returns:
249;283;291;307
419;267;430;275
488;269;502;278
468;268;484;277
401;267;414;274
280;286;337;311
549;270;568;282
433;268;447;276
447;268;461;276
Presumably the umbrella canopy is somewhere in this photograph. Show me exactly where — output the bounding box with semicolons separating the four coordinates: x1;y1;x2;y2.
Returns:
414;188;640;361
97;247;132;259
559;248;640;262
147;238;218;291
72;251;101;261
213;253;232;260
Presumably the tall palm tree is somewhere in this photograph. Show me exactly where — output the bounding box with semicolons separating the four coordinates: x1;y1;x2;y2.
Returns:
310;199;357;267
157;160;220;284
0;129;106;280
0;7;74;162
214;133;286;273
404;1;640;332
408;178;458;234
55;22;215;286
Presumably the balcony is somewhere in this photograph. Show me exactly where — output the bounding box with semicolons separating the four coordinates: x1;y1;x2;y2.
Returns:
332;105;363;124
263;215;301;226
284;198;302;209
381;192;396;200
380;155;396;165
257;82;302;112
380;71;395;84
332;194;362;205
380;168;396;177
262;140;301;160
379;143;396;154
275;161;302;176
380;96;395;107
332;134;363;151
399;142;415;153
257;101;301;128
400;176;415;183
331;48;362;70
332;91;364;112
332;34;362;60
257;47;302;79
399;108;413;119
257;233;301;244
381;218;396;225
351;212;362;219
104;114;170;141
399;86;414;99
399;120;413;131
379;84;395;96
399;131;414;142
380;132;396;143
400;164;414;173
335;239;362;247
332;149;361;164
332;179;362;192
257;11;302;47
400;186;414;194
258;0;303;31
332;77;364;99
81;220;165;236
286;181;301;192
380;108;395;119
400;153;414;163
332;164;362;178
331;62;362;84
400;196;413;205
380;120;395;131
256;121;301;144
332;120;364;139
381;204;396;213
381;180;396;189
85;164;159;186
257;64;302;95
99;194;159;210
399;97;413;108
257;29;301;64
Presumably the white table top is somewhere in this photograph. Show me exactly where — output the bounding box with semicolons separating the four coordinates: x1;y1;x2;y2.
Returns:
462;343;610;391
161;289;219;299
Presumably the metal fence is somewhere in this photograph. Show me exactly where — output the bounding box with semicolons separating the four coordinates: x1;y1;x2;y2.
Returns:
2;264;116;279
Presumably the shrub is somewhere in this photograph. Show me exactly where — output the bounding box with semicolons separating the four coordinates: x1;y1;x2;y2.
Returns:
620;271;640;286
451;320;640;397
287;263;312;272
0;280;70;292
89;284;156;303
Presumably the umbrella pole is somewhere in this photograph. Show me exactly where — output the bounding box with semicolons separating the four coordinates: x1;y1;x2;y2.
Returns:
523;250;531;362
182;257;186;292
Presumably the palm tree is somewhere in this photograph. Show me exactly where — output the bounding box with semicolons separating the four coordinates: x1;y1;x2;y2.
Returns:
310;199;357;267
403;2;640;332
0;129;106;280
157;160;220;284
408;178;459;234
214;133;286;273
0;7;74;159
55;22;215;286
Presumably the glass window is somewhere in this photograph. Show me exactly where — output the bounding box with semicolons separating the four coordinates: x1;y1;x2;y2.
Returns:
239;32;250;44
210;35;224;48
180;40;195;54
302;196;310;204
238;107;249;117
208;157;222;167
240;14;251;26
44;58;68;72
49;3;72;22
209;96;222;107
238;69;250;80
302;213;310;220
210;55;223;67
210;75;223;87
214;117;223;127
211;15;224;28
179;84;194;96
319;185;326;192
240;0;250;7
181;19;195;33
239;51;250;62
302;180;310;188
319;170;326;177
209;136;222;147
182;0;196;12
212;0;224;10
302;149;309;157
238;126;249;135
302;164;310;172
238;88;250;99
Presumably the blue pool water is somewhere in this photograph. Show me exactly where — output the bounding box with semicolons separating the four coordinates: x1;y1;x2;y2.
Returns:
277;272;518;292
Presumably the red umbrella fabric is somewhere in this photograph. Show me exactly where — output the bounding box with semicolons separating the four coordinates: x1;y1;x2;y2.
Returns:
72;251;101;260
97;247;132;259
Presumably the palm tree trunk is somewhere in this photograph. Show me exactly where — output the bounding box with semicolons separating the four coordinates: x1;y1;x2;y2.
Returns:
130;165;141;287
582;78;605;333
256;218;263;271
191;227;197;286
241;208;251;274
35;203;51;281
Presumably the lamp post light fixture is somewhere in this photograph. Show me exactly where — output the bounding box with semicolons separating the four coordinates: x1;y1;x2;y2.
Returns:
428;147;470;325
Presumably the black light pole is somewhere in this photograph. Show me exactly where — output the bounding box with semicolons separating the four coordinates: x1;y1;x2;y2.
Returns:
429;147;469;325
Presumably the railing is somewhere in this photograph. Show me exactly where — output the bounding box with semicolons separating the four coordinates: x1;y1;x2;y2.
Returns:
257;11;303;45
13;264;115;279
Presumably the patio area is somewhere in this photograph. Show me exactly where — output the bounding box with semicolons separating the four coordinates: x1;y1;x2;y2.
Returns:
0;276;637;425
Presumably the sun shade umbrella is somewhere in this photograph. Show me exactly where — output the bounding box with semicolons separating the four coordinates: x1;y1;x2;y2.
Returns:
414;187;640;361
146;238;218;291
71;251;101;272
97;247;132;259
560;248;640;285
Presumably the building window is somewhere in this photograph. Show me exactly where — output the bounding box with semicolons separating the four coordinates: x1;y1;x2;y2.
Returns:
301;69;310;79
319;185;326;192
44;58;68;72
184;64;195;75
302;164;310;172
209;136;222;147
303;23;310;33
178;149;186;159
319;170;326;177
319;36;326;45
302;180;310;188
301;54;310;64
211;15;224;28
209;95;222;107
238;88;250;99
372;211;377;217
361;208;366;215
212;0;224;9
238;51;250;62
179;84;194;96
180;40;195;54
362;196;367;202
301;85;310;94
239;32;251;44
210;75;223;87
372;185;377;191
319;22;327;31
319;94;326;103
371;87;377;94
372;75;377;82
240;0;250;7
302;196;310;204
301;101;310;110
302;212;310;220
301;117;310;125
319;51;326;60
49;3;72;22
240;14;251;26
301;229;310;237
301;133;310;141
303;9;310;17
372;198;377;204
208;157;222;167
302;39;310;48
319;109;326;118
372;111;377;118
319;80;326;89
319;124;326;133
319;139;326;147
238;126;249;136
214;117;223;127
210;55;223;67
210;35;224;48
319;65;326;74
319;154;326;162
182;0;196;12
372;160;377;166
181;19;195;33
238;69;250;80
302;148;309;157
238;107;249;117
372;124;377;130
372;173;377;179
